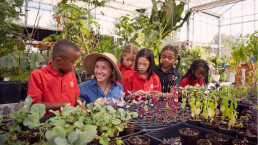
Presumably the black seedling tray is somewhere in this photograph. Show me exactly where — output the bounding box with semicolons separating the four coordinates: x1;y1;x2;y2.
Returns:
145;122;237;145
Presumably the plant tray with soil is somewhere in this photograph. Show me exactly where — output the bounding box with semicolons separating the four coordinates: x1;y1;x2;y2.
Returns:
145;123;237;145
179;128;199;145
108;140;130;145
128;135;150;145
206;133;229;145
200;121;219;131
197;139;222;145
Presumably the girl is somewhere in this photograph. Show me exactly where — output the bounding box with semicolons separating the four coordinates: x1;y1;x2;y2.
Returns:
155;45;182;98
79;53;124;105
116;44;138;86
180;59;209;88
123;48;162;102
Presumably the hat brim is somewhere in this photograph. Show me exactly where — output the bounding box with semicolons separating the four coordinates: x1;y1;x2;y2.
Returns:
83;53;123;81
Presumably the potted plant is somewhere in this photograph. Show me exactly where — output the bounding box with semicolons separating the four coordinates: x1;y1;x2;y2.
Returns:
179;128;199;145
188;96;202;126
200;93;219;131
197;139;222;145
208;55;223;82
109;138;130;145
232;138;256;145
218;55;228;82
208;75;213;83
160;137;179;145
128;135;150;145
206;133;229;145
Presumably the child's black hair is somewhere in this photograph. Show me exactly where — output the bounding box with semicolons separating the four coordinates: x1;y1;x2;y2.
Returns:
182;59;209;87
159;45;181;78
53;39;80;60
134;48;156;80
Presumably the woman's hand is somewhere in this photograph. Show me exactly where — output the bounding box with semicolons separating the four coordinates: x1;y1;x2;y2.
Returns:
149;91;162;99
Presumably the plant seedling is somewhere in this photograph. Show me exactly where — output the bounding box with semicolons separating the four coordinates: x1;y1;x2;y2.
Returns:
115;138;124;145
163;137;177;145
189;96;202;121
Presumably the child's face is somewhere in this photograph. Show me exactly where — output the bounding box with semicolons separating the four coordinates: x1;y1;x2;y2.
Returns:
122;54;136;68
59;50;80;73
193;66;206;81
94;60;114;83
137;57;150;74
161;50;176;68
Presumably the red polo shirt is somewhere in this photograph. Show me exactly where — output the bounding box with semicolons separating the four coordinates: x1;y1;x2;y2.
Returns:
116;64;135;86
180;75;204;88
124;71;161;101
27;62;80;115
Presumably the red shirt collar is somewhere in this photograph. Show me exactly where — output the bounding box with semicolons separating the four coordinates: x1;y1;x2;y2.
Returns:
135;71;150;80
45;62;67;76
118;64;134;71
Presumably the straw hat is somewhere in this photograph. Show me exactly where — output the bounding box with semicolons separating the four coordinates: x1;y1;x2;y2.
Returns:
83;53;123;81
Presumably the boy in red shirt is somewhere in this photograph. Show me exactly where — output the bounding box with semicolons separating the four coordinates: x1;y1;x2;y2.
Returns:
27;40;85;114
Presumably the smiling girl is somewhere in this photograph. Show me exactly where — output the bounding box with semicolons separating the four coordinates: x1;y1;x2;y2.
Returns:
123;48;162;102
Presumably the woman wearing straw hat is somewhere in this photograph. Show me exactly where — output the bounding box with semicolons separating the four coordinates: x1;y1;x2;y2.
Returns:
79;53;124;105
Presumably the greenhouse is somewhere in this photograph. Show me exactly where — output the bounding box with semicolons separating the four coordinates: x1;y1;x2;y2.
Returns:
0;0;257;145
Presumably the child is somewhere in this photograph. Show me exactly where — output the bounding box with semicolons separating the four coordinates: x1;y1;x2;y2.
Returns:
123;48;162;102
27;40;85;115
180;59;209;88
116;44;138;86
79;53;124;105
155;45;182;98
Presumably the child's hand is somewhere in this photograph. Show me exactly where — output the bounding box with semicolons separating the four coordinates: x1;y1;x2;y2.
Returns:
149;91;162;98
134;90;145;96
62;102;71;107
95;98;106;105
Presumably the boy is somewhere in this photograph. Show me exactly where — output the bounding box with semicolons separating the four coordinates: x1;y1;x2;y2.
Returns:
27;40;85;114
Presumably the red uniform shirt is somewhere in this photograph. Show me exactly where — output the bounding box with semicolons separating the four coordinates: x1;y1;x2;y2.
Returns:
124;71;162;101
116;64;135;86
180;75;204;88
27;62;80;115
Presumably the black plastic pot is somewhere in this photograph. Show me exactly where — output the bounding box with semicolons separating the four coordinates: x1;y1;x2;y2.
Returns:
188;117;201;126
21;81;28;100
145;123;237;145
197;139;222;145
179;128;199;145
206;133;229;145
218;125;236;137
0;76;4;81
0;81;22;104
232;139;256;145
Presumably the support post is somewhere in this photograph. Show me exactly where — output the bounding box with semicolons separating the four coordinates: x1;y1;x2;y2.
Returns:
218;18;221;57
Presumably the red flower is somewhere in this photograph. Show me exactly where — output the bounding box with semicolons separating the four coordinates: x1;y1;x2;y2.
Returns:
157;114;161;117
147;112;151;116
140;109;145;115
162;120;166;123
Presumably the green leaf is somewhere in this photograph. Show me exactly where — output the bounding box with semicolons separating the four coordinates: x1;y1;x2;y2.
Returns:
75;130;97;145
116;123;125;132
50;119;65;127
25;95;33;106
30;103;46;120
132;112;138;118
74;121;84;129
112;119;121;125
107;128;115;137
23;115;42;129
68;130;79;144
45;130;56;140
0;134;7;145
52;126;66;138
14;0;24;6
98;135;109;145
54;136;67;145
82;125;97;132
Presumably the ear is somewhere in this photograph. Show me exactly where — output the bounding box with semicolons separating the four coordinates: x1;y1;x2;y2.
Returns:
55;57;62;64
111;69;115;75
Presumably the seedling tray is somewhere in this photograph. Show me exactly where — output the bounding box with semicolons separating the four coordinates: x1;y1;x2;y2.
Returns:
145;122;237;145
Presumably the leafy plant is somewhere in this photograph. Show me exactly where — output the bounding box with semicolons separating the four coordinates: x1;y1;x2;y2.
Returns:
0;96;33;144
202;91;218;124
208;55;225;75
115;138;124;145
189;96;202;121
240;106;257;137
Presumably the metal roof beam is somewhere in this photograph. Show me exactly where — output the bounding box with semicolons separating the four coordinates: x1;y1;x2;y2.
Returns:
191;0;239;11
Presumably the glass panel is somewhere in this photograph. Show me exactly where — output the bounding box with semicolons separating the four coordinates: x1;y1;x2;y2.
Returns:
221;49;232;58
222;19;230;25
194;20;200;43
14;6;26;25
256;0;258;13
27;8;51;27
256;21;258;31
194;13;200;20
40;3;51;11
222;7;231;19
28;1;39;8
231;1;242;18
200;19;207;44
180;22;187;41
243;15;254;21
212;24;218;45
243;0;254;15
231;24;242;42
231;17;242;24
220;25;230;48
243;22;255;35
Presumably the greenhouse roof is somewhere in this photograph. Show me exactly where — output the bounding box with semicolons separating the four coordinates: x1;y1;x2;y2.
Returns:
29;0;241;18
